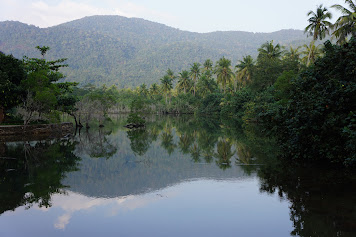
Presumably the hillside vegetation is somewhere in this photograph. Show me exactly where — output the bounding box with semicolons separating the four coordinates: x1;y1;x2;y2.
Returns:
0;15;311;87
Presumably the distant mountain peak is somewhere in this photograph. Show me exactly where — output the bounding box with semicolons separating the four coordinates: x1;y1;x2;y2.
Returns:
0;17;310;88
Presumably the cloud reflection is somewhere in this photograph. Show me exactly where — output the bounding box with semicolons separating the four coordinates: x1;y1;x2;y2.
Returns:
46;190;172;230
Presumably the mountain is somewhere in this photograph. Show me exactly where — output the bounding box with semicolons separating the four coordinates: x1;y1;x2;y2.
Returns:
0;15;311;88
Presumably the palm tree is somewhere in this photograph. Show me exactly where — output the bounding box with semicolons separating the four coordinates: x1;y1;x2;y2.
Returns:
332;0;356;44
149;83;159;96
203;59;213;72
166;68;176;81
160;75;173;104
301;41;323;66
189;62;201;96
215;57;234;93
139;83;148;96
305;4;333;41
177;70;191;94
235;55;255;91
197;74;217;97
204;70;213;79
284;46;301;60
258;40;284;61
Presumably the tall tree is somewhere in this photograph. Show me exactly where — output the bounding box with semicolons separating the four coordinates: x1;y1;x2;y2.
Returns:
332;0;356;44
203;59;213;72
139;83;148;97
0;52;26;123
166;68;176;82
197;74;218;97
301;41;323;66
284;46;301;60
177;70;191;94
305;4;333;41
257;40;284;61
215;57;234;93
235;55;255;91
160;75;173;104
149;83;160;96
189;62;201;96
17;46;72;125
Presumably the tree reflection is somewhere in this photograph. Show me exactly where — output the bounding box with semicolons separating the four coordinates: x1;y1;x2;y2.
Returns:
76;128;117;159
178;132;194;154
258;162;356;237
0;139;80;214
160;127;176;155
190;142;201;163
235;141;254;165
127;128;152;156
214;138;235;170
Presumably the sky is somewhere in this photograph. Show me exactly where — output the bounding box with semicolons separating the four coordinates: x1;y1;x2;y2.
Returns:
0;0;343;33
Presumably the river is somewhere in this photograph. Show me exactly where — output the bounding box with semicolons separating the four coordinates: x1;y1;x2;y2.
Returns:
0;115;355;236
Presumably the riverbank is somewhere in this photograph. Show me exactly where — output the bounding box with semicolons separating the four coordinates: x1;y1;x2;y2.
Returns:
0;123;74;142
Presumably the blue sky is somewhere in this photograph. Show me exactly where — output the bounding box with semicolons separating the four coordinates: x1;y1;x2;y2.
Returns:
1;0;342;33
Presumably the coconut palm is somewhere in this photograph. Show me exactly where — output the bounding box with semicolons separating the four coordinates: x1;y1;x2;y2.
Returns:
284;46;302;60
305;4;333;41
149;83;160;96
177;70;191;94
203;59;213;72
332;0;356;44
235;55;255;91
204;69;213;79
189;62;201;96
166;68;176;81
139;83;148;96
215;57;234;93
160;75;173;104
197;74;217;97
301;41;323;66
257;40;284;60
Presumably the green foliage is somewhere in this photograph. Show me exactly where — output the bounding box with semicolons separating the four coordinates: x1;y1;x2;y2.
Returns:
199;93;223;114
277;39;356;165
0;52;26;112
273;70;297;104
252;45;300;91
220;88;255;120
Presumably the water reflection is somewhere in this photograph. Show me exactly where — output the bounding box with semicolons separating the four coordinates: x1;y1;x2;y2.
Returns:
0;115;355;237
0;139;80;214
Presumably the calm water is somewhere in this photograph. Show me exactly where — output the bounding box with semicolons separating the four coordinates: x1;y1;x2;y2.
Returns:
0;115;355;237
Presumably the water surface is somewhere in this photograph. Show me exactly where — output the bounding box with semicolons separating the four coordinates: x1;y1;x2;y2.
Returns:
0;115;355;236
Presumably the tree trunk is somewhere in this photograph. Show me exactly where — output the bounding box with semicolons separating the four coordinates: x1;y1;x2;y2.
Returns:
69;112;79;127
0;107;4;124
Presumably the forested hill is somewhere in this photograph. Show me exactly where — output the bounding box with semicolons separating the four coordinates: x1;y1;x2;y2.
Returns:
0;15;311;87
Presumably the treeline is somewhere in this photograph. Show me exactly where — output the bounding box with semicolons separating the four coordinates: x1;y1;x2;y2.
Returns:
0;18;309;88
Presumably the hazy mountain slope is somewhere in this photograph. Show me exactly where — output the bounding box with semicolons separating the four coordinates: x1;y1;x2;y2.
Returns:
0;16;311;87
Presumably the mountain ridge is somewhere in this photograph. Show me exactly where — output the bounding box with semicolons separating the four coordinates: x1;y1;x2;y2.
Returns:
0;16;311;87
